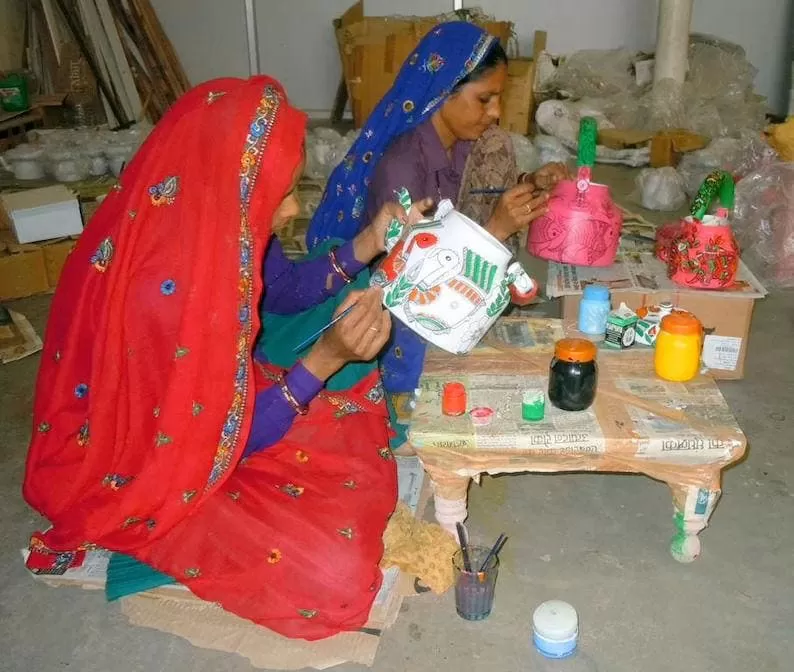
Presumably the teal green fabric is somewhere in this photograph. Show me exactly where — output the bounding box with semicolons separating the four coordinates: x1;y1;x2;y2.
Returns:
387;394;410;448
106;552;175;601
255;238;375;392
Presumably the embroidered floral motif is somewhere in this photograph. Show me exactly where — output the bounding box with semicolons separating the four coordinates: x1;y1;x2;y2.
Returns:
422;53;445;73
79;542;99;551
352;196;364;219
378;447;394;461
155;431;173;447
153;406;161;418
365;381;385;404
192;401;204;416
37;422;51;433
348;183;357;196
74;383;88;399
227;490;241;501
149;176;180;206
326;396;362;419
90;237;114;272
298;609;318;619
422;34;494;116
129;210;137;219
343;479;357;490
184;567;201;578
207;90;226;104
362;151;373;164
121;517;141;529
175;346;190;359
102;474;133;490
409;52;419;66
337;210;344;222
279;484;304;498
182;490;197;503
267;549;282;564
336;183;343;196
207;85;281;488
160;279;176;296
77;421;89;446
54;351;61;362
337;527;354;540
402;100;415;113
364;129;374;139
295;450;309;463
342;155;355;173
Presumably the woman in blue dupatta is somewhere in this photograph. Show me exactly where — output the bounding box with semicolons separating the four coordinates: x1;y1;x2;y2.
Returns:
307;22;568;449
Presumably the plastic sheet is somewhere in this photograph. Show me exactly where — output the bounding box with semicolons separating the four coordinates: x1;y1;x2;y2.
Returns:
733;162;794;289
304;128;359;183
509;132;541;174
533;134;572;166
535;100;649;167
677;132;778;196
554;49;637;99
633;167;686;211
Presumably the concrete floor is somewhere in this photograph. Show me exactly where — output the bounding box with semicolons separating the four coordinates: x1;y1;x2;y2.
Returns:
1;168;794;671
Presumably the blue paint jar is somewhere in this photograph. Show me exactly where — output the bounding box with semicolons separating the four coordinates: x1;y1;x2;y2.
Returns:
578;284;611;336
533;600;579;659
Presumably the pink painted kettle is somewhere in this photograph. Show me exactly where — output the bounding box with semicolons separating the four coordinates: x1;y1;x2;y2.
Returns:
526;117;623;267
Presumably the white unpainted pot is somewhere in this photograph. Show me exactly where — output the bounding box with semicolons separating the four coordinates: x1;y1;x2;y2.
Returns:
1;145;46;180
371;198;536;355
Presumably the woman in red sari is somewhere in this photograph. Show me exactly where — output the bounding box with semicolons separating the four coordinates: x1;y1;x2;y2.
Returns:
23;76;409;640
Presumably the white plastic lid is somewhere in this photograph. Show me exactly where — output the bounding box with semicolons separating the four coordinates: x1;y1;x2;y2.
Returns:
533;600;579;640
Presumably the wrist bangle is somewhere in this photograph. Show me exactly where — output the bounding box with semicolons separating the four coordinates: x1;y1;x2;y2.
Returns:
329;246;354;284
279;376;309;415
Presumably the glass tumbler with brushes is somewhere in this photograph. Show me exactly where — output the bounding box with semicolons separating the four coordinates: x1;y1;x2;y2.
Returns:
454;523;508;621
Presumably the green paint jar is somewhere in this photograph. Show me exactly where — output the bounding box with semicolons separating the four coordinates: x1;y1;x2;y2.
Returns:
0;73;30;112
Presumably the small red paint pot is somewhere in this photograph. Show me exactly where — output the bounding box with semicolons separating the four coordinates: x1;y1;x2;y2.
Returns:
470;407;494;426
442;382;467;416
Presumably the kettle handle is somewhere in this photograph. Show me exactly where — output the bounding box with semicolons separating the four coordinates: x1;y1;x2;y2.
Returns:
576;117;598;198
690;170;735;221
384;187;413;253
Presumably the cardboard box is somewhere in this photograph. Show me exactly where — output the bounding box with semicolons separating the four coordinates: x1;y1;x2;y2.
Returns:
562;291;757;380
42;239;78;287
0;236;50;300
649;130;709;168
1;185;83;244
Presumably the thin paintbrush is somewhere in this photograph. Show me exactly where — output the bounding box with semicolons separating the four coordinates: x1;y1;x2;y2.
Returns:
291;303;357;353
468;187;507;196
456;522;473;572
478;533;507;573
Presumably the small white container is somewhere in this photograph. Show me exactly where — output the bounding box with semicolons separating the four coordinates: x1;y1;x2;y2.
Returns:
532;600;579;659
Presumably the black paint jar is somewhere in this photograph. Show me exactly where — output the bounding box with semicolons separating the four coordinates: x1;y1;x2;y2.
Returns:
548;338;598;412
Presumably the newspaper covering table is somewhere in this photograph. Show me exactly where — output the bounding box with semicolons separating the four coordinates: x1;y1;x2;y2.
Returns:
409;317;747;563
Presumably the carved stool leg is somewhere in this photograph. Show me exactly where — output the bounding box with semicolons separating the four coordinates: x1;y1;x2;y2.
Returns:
668;482;721;563
428;471;472;537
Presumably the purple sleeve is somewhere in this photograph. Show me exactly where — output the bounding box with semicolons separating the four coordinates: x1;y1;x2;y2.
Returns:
263;236;366;315
364;136;429;225
243;362;324;457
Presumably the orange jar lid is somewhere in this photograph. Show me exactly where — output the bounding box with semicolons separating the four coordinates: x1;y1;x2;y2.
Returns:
554;338;597;363
660;312;702;335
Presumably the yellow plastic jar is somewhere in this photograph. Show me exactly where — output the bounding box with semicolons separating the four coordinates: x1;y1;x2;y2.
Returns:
654;312;703;382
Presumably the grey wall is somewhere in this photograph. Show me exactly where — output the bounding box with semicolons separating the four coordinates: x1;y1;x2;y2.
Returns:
153;0;792;116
